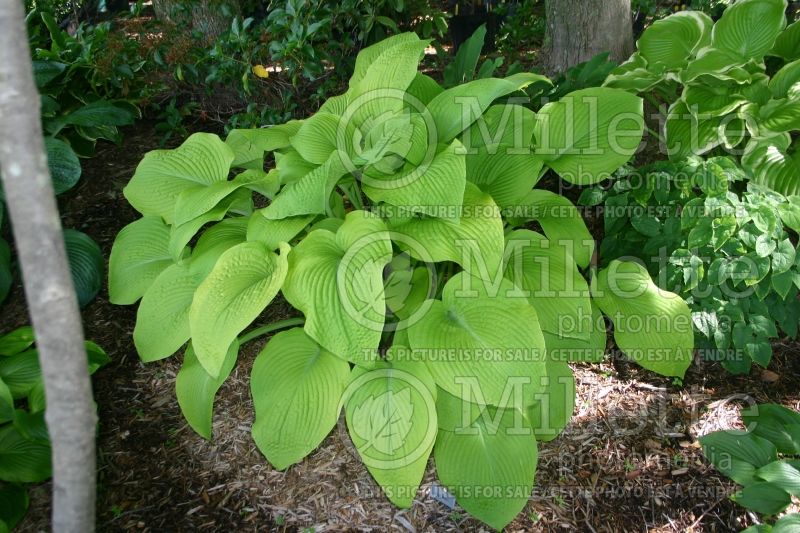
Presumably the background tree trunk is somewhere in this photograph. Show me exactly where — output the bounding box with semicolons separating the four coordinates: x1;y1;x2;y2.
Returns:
152;0;240;44
544;0;634;74
0;2;96;532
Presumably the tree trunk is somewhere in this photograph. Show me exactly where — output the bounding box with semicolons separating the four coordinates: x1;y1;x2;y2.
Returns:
152;0;240;44
0;3;96;533
544;0;634;74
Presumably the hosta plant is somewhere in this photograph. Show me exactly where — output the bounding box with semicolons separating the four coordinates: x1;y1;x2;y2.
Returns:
605;0;800;196
109;33;694;529
586;157;800;374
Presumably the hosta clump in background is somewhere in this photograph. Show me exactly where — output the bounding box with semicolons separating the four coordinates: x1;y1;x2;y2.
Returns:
109;33;694;529
605;0;800;196
587;157;800;374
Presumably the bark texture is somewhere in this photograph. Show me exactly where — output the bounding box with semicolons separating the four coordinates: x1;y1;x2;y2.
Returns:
153;0;240;44
544;0;634;74
0;2;96;532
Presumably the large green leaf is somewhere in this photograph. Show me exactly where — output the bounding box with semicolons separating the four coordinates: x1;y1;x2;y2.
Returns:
742;403;800;454
732;482;791;515
344;348;437;508
263;152;349;220
387;182;505;282
712;0;786;59
290;112;341;165
0;350;39;398
189;242;289;377
123;133;234;223
701;430;778;485
225;121;303;168
0;327;35;357
108;217;174;304
591;260;694;377
434;402;538;530
246;210;313;249
282;211;392;366
533;88;644;184
769;59;800;99
0;484;28;530
251;328;350;469
407;272;548;406
541;303;607;363
64;229;103;308
428;73;549;143
665;99;723;159
772;20;800;60
63;100;135;128
0;425;50;483
45;137;81;195
465;144;543;209
504;230;592;342
755;461;800;496
637;11;713;70
742;134;800;196
172;169;273;226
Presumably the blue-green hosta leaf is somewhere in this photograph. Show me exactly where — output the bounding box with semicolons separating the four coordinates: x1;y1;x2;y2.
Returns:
742;134;800;196
434;401;538;530
505;190;594;268
283;211;392;366
362;140;467;221
262;152;349;220
246;210;313;249
108;217;174;304
407;272;548;406
344;349;437;508
504;230;592;341
465;144;543;209
533;88;644;184
290;112;341;165
387;182;505;282
772;20;800;60
0;425;50;483
62;100;135;128
712;0;787;59
428;73;549;143
592;260;694;377
701;430;778;485
178;343;239;441
190;242;289;377
769;59;800;98
123;133;234;223
637;11;713;70
64;229;103;308
45;137;81;195
251;328;350;469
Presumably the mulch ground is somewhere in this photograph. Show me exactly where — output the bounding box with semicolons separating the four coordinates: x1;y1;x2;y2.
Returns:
4;121;800;532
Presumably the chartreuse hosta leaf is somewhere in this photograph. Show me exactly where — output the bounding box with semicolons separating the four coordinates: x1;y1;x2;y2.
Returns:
541;303;607;363
742;134;800;196
407;272;548;407
190;242;290;377
711;0;786;59
434;396;538;530
505;190;595;268
283;211;392;366
134;219;248;361
251;328;350;470
246;210;314;249
109;216;175;305
592;260;694;378
534;88;644;184
344;346;437;508
124;133;234;223
665;100;723;160
176;340;239;440
504;230;592;342
636;11;713;70
465;144;543;210
387;182;504;282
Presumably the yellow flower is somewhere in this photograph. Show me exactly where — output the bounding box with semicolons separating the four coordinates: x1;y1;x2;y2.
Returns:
252;64;269;79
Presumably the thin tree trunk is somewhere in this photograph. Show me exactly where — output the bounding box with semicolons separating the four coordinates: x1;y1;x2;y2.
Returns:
544;0;634;74
0;3;96;533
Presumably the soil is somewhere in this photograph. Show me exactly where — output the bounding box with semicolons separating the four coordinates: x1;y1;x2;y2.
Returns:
4;121;800;533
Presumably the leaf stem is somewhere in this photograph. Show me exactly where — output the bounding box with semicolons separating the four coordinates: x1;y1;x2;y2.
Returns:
238;317;305;345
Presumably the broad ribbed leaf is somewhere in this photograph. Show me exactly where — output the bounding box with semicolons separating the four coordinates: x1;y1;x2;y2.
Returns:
637;11;713;70
0;328;34;357
45;137;81;195
407;272;548;406
742;134;800;196
173;169;273;226
226;121;302;163
732;482;791;515
246;210;313;249
666;100;722;159
190;242;289;377
0;350;39;398
176;341;238;439
123;133;234;222
755;461;800;495
349;33;423;89
63;100;135;127
742;403;800;454
108;217;174;304
283;211;392;365
462;104;536;151
504;230;592;341
769;59;800;98
290;112;341;165
592;260;694;377
542;303;607;363
525;356;575;442
434;403;538;530
387;183;505;281
701;430;777;485
756;98;800;133
344;350;437;508
772;20;800;60
428;73;549;142
0;425;50;483
534;88;644;184
465;144;543;209
712;0;787;58
64;229;103;308
506;190;594;268
251;328;350;469
263;152;348;219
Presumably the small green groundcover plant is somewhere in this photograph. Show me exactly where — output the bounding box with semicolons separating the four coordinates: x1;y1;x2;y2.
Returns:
701;403;800;532
0;327;108;531
605;0;800;196
109;33;694;528
585;157;800;374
